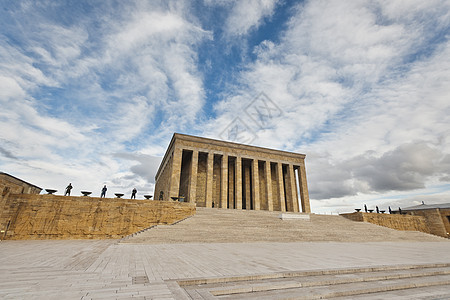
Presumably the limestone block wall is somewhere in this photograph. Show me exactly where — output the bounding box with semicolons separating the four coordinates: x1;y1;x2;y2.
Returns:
341;212;364;222
154;152;173;200
441;208;450;237
407;209;449;238
0;193;195;240
341;212;430;234
0;173;42;196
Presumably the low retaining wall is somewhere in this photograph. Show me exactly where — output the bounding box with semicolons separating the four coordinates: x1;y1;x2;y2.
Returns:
0;193;195;240
341;212;430;234
407;209;450;238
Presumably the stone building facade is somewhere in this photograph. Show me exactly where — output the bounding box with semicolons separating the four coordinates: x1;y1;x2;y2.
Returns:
154;133;311;213
0;172;42;196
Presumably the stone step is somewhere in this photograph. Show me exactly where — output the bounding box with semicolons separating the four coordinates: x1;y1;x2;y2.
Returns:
332;284;450;300
178;263;450;299
121;207;444;244
119;214;194;241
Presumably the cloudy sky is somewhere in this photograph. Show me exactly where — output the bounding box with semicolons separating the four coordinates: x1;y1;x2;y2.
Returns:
1;0;449;214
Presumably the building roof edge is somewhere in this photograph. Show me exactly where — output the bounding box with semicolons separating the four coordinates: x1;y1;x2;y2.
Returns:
0;172;43;190
173;133;306;159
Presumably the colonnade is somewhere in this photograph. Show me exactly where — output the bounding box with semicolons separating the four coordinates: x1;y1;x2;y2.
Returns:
167;148;311;213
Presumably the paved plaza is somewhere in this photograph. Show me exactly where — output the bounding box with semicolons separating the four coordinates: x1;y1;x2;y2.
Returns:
0;240;449;299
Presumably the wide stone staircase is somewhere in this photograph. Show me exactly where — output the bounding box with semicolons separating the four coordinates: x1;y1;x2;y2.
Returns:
177;263;450;299
121;207;444;244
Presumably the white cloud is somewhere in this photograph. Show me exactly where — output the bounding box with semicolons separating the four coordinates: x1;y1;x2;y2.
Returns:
95;8;211;136
0;43;57;89
110;12;186;53
102;96;154;143
0;76;26;100
114;152;162;184
30;24;87;68
205;0;450;212
0;2;212;197
224;0;278;36
350;142;446;191
307;141;449;200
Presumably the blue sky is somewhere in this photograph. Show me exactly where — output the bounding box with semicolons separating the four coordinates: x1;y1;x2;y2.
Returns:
1;0;449;213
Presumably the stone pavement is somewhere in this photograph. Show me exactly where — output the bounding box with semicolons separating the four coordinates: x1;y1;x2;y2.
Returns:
0;240;450;299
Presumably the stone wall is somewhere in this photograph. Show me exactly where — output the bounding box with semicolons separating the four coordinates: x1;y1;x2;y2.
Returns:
0;173;42;196
154;151;173;201
341;212;364;222
0;193;195;240
441;208;450;237
341;212;430;233
407;208;450;238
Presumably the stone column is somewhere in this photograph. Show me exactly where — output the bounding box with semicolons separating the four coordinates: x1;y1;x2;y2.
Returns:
169;147;183;199
294;167;300;212
251;159;260;210
299;163;311;213
228;158;235;209
220;154;228;208
235;156;242;209
265;161;273;211
205;152;214;208
277;163;286;212
288;164;299;212
244;162;251;210
188;150;198;203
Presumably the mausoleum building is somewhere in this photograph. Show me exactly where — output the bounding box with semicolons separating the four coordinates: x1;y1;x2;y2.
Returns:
154;133;311;213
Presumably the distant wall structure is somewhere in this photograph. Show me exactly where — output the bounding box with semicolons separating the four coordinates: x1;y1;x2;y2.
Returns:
400;203;450;238
341;212;430;234
341;203;450;239
154;133;311;213
0;172;42;196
